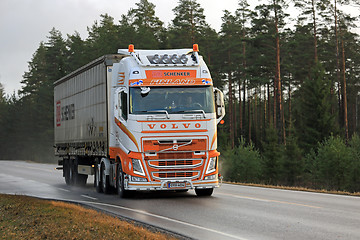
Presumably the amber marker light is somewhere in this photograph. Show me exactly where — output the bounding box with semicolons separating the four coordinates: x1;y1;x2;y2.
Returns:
193;44;199;52
220;120;225;124
128;44;135;52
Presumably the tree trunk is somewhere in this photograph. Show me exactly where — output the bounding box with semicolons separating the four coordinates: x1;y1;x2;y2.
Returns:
234;89;237;141
341;37;348;141
229;72;234;148
288;75;292;135
254;89;258;145
248;93;252;143
243;79;247;138
239;80;243;138
274;0;284;144
312;0;318;62
240;38;247;137
334;0;343;128
228;60;234;148
267;83;271;126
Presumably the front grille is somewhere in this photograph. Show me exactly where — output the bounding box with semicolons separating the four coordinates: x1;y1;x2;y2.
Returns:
160;160;192;166
158;152;192;159
152;171;200;180
148;159;203;169
143;138;207;181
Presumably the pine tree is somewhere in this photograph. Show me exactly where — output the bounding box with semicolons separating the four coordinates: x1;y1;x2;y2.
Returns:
86;14;121;59
236;0;251;139
19;28;68;161
219;10;243;148
127;0;164;48
261;126;284;184
294;62;337;152
169;0;208;48
293;0;331;62
66;32;88;71
282;127;304;185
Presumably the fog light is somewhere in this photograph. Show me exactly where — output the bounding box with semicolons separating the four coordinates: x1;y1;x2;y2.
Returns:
130;175;148;182
204;174;217;180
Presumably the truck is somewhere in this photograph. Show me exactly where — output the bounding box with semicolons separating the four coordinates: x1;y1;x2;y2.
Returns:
54;44;225;197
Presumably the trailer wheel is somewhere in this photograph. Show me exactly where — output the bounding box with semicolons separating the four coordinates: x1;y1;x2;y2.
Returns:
73;157;87;186
94;164;102;193
116;163;130;198
64;159;74;186
195;188;213;197
101;163;110;194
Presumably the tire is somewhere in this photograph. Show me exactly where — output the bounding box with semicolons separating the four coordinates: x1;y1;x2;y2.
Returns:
94;164;102;193
195;188;213;197
64;159;74;186
101;163;110;194
117;163;130;198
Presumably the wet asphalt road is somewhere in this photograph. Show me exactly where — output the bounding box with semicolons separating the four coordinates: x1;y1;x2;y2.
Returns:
1;160;359;240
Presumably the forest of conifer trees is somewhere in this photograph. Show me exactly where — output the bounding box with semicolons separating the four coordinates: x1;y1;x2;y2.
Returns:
1;0;360;192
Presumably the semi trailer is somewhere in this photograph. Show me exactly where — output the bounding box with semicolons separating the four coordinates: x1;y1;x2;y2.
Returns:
54;44;225;197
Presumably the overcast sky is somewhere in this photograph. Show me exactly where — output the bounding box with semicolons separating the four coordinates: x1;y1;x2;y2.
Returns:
0;0;358;95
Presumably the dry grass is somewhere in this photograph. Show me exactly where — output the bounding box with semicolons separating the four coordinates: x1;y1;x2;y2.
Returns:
0;194;177;240
224;182;360;197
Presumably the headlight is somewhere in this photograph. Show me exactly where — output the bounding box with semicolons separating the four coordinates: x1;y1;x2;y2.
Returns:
132;159;145;176
206;157;217;174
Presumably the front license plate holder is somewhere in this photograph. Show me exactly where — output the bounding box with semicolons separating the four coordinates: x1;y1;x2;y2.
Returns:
168;182;186;189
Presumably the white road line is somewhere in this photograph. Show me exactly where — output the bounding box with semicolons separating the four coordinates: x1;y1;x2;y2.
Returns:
224;183;360;199
14;164;56;173
69;200;248;240
218;192;322;209
57;188;70;192
81;195;98;200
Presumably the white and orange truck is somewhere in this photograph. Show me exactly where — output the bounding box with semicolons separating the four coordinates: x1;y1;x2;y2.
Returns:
54;44;225;197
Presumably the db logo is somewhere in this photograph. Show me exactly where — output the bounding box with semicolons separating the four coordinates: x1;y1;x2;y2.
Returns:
151;71;163;78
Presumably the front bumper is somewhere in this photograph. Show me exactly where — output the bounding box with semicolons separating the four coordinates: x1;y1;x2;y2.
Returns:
124;175;220;191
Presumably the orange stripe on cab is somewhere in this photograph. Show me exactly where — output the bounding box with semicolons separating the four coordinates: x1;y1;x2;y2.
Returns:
114;117;140;151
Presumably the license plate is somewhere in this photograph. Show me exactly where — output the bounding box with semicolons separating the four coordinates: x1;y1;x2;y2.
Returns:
168;182;186;189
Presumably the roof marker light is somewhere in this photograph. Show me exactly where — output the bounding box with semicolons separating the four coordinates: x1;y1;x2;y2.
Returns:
128;44;135;53
193;44;199;52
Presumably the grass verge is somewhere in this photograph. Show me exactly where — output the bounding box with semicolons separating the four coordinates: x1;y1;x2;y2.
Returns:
224;182;360;197
0;194;177;240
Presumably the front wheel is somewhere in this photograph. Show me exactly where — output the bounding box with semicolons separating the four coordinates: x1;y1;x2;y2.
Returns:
195;188;213;197
116;163;130;198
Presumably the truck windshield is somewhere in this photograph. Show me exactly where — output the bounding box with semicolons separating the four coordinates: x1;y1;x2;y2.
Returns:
130;86;215;114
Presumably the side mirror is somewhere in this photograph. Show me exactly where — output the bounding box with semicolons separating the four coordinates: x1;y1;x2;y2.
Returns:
214;88;225;124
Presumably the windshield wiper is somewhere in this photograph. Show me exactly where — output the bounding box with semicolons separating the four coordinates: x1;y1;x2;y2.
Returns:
134;110;169;119
173;110;206;118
